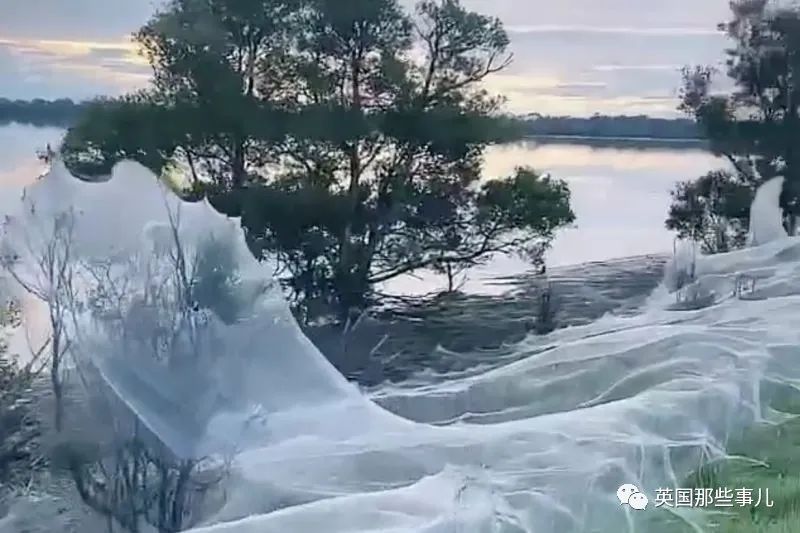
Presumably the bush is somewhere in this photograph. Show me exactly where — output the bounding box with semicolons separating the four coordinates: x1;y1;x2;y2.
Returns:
0;300;39;487
190;235;246;325
53;435;224;533
665;170;752;254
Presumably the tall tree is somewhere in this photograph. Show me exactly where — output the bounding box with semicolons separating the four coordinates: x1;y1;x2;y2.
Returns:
670;0;800;242
61;0;575;321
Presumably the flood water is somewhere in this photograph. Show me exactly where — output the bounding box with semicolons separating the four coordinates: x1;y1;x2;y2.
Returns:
0;124;724;294
484;141;722;265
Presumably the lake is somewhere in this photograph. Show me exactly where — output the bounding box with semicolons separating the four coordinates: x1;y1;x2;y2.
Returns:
0;124;724;294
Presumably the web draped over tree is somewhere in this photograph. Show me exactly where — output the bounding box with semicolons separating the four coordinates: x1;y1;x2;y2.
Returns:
667;0;800;251
60;0;575;321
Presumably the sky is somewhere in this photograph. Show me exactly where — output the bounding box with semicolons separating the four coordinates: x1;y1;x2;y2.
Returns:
0;0;733;117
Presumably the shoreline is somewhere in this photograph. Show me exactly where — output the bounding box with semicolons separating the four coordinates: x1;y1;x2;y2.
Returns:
522;134;708;149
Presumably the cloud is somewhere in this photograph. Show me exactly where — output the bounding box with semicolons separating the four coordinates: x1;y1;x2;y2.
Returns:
0;33;688;116
455;0;730;31
509;94;678;118
483;72;678;117
507;25;723;37
485;73;608;102
593;64;684;72
553;82;609;96
502;22;727;92
0;36;147;66
0;0;154;41
0;0;732;115
0;36;149;98
483;73;568;92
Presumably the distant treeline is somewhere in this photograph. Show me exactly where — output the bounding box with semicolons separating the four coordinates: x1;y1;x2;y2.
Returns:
521;114;702;140
0;98;703;140
0;98;88;127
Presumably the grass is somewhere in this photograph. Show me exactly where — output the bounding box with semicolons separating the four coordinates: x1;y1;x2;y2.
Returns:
654;387;800;533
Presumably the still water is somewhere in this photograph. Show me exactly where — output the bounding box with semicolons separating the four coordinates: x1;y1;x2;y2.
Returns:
0;125;724;293
484;141;722;264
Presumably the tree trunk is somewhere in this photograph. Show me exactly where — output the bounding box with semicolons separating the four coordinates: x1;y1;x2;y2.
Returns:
336;51;365;320
231;142;246;189
51;329;64;432
446;263;455;292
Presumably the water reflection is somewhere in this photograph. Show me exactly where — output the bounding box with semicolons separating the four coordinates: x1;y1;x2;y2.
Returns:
405;141;726;294
0;125;63;211
0;128;725;294
484;140;720;176
484;141;725;266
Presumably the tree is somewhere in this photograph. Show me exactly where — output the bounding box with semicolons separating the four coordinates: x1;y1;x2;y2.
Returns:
61;0;575;321
0;206;76;431
53;435;224;533
0;299;45;487
48;204;236;533
666;170;752;253
670;0;800;243
0;98;86;127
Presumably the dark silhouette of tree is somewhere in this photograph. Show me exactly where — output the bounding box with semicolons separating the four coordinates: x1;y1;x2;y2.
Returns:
666;169;752;253
0;98;87;127
0;96;708;141
521;114;701;140
668;0;800;246
59;0;576;321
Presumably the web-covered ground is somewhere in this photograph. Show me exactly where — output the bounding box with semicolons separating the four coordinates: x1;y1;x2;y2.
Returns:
1;163;799;533
309;253;669;386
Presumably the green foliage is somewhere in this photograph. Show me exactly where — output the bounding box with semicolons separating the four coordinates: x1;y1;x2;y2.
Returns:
670;0;800;246
666;170;753;253
0;301;38;485
190;236;244;324
676;389;800;532
644;384;800;532
60;94;180;178
0;97;711;142
478;168;575;249
60;0;575;321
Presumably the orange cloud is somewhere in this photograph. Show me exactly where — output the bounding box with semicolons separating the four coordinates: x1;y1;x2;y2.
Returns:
0;36;679;116
0;36;144;61
0;36;150;93
483;72;677;117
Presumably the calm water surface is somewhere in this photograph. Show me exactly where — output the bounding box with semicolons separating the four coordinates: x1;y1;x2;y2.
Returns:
484;141;723;266
0;126;724;293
